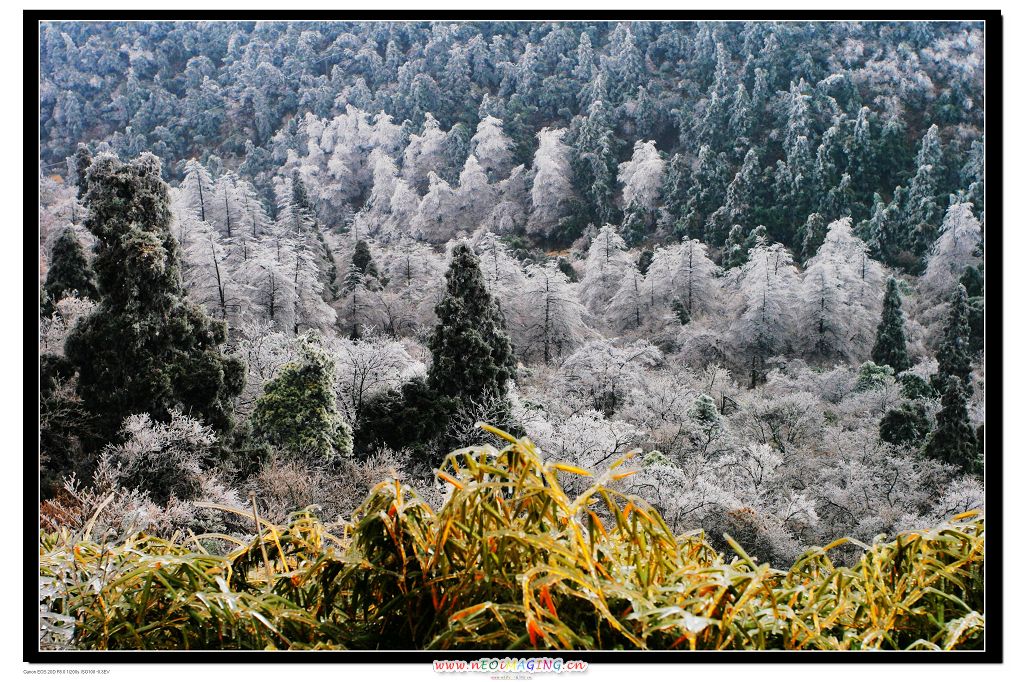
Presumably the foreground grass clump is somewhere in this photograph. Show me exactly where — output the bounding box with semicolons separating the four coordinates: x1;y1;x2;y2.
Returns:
39;426;984;651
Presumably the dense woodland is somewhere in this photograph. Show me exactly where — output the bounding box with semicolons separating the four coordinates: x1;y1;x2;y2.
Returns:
39;20;985;567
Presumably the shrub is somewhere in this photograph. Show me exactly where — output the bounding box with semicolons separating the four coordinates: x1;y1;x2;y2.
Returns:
251;337;353;465
40;427;985;651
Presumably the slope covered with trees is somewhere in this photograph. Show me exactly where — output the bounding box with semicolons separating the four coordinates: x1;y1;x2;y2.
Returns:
38;20;986;615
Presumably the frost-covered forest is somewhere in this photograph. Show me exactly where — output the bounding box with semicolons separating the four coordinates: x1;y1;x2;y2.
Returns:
38;20;986;568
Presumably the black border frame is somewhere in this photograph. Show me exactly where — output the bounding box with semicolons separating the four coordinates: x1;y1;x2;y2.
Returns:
25;8;1004;665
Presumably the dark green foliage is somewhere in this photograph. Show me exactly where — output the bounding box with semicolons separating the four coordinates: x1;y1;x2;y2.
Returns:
42;227;98;316
879;402;931;448
959;265;984;298
636;249;654;276
899;372;935;401
251;338;353;465
959;266;985;356
41;22;984;274
355;377;456;462
797;213;828;263
922;377;979;475
871;277;911;373
854;361;894;393
350;239;380;284
723;224;766;269
966;295;984;357
423;244;518;457
621;202;649;247
442;122;472;185
427;244;517;405
671;298;691;326
64;153;245;440
933;284;973;393
74;143;93;200
40;354;97;498
556;256;578;282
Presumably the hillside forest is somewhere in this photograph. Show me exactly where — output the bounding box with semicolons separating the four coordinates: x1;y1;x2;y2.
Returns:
38;20;986;587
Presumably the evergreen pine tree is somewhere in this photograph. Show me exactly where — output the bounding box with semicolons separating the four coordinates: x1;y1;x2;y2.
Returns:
42;227;98;315
660;153;690;234
871;277;911;373
934;283;973;393
958;264;986;354
74;142;93;200
427;243;517;407
922;376;979;474
879;401;931;448
64;153;245;440
350;239;380;284
251;337;353;464
342;240;381;340
797;212;828;263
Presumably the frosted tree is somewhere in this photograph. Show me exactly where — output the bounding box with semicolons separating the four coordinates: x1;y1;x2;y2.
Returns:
410;172;459;243
526;127;576;239
177;212;239;324
474;231;525;296
386;179;421;239
274;174;315;236
618;140;665;216
365;148;399;216
339;240;384;339
618;140;666;246
330;333;420;427
727;241;801;386
799;218;885;363
209;171;245;238
290;239;338;334
519;262;591;363
559;339;662;416
526;410;644;496
402;113;447;193
237;233;335;334
469;115;515;181
919;201;983;303
453;154;495;229
580;224;634;315
238;239;293;327
374;237;446;336
370;110;406;157
607;266;649;332
237;178;272;238
644;239;721;320
180;158;216;223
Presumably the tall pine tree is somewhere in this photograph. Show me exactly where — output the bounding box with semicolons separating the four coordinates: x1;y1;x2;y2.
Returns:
934;283;973;393
65;152;245;439
922;376;979;475
427;243;517;407
871;277;911;373
42;227;98;315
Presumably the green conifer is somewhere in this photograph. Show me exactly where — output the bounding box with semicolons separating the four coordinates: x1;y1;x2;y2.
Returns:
65;153;245;439
879;401;931;448
871;277;911;373
922;376;979;474
934;284;973;393
42;227;98;316
251;337;353;464
427;243;517;405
